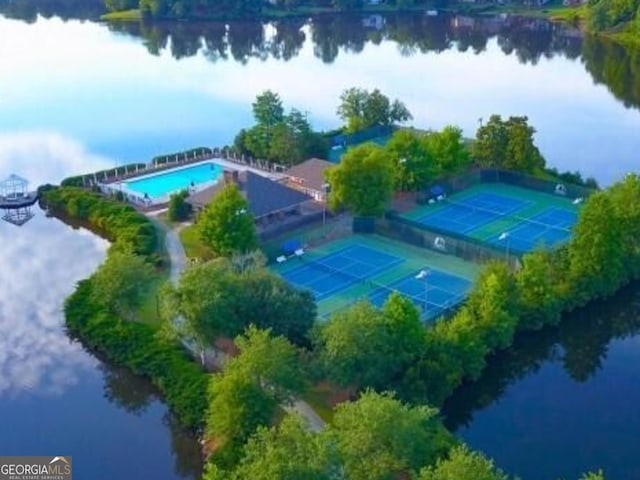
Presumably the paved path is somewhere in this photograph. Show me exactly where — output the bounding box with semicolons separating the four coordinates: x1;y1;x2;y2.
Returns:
149;216;326;431
165;227;186;284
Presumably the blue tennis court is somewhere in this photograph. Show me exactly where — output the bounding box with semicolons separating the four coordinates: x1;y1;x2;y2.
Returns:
488;207;577;252
416;192;533;235
368;268;472;321
281;245;403;301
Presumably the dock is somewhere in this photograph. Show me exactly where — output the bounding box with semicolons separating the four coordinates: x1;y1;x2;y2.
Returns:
0;192;39;209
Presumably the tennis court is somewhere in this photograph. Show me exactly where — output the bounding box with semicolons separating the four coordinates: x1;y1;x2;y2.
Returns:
273;234;479;322
404;183;581;253
369;268;472;320
280;245;402;301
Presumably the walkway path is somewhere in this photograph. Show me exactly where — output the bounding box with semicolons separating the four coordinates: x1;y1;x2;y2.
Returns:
149;215;326;432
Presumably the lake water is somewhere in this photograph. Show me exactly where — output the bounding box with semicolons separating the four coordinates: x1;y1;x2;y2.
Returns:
443;285;640;480
2;8;640;480
0;209;202;479
1;12;640;187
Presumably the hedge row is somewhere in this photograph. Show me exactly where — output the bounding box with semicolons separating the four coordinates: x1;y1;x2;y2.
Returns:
66;280;209;430
61;163;147;187
42;187;158;256
152;147;213;166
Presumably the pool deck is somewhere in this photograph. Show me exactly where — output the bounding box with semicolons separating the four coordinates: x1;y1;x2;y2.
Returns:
105;157;286;207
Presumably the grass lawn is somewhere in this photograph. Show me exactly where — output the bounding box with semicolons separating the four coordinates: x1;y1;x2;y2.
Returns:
137;271;169;327
100;9;141;21
180;224;214;261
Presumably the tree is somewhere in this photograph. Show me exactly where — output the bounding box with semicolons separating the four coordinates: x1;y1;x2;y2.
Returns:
237;94;328;164
424;125;471;173
252;90;284;127
607;173;640;280
385;129;438;191
207;370;275;463
198;183;258;257
163;258;315;347
206;327;306;460
418;445;509;480
229;326;306;404
516;249;567;330
105;0;138;12
472;115;544;173
168;189;191;222
314;295;425;390
232;269;316;346
329;390;454;479
325;143;394;216
337;87;412;133
91;251;154;320
568;191;626;305
224;414;339;480
158;280;211;365
465;261;520;351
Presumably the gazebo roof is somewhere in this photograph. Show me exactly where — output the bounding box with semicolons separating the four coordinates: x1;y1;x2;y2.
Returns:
2;174;29;186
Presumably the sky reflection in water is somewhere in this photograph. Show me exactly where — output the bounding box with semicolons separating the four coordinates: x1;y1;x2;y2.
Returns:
1;15;639;185
0;211;108;397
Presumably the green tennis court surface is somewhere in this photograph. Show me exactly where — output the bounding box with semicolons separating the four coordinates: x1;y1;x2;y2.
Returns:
272;234;480;322
404;183;581;253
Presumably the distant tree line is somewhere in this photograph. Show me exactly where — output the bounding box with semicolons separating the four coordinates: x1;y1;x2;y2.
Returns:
105;0;439;19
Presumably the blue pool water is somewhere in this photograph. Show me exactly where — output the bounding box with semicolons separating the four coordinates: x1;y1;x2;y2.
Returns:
124;162;223;198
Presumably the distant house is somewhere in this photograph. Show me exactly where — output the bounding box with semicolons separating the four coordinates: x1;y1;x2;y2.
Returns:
362;14;385;30
282;158;334;202
187;170;311;223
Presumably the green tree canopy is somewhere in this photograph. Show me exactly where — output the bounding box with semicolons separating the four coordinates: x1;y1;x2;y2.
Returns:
198;183;258;257
91;250;154;321
163;258;316;346
206;327;306;462
314;295;425;390
424;125;471;173
568;191;626;304
167;189;191;222
384;126;471;191
212;414;338;480
236;93;328;165
418;445;509;480
229;326;306;403
325;143;394;216
329;390;454;479
385;129;438;191
473;115;545;173
337;87;412;133
252;90;284;127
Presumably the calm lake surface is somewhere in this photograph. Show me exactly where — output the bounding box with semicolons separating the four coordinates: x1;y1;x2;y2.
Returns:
1;8;640;480
443;285;640;480
0;210;202;479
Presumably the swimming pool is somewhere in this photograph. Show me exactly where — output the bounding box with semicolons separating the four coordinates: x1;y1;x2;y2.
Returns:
123;162;223;199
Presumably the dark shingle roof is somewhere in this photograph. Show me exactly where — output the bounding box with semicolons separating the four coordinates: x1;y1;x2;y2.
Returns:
187;171;311;219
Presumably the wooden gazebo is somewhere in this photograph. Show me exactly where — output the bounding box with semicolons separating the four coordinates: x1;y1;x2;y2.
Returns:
1;174;28;198
0;174;38;225
0;174;38;208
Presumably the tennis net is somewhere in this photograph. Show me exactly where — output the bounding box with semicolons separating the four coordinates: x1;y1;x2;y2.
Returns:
301;256;371;287
443;198;571;233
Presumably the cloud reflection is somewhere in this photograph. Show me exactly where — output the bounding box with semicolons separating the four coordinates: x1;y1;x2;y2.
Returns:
0;212;108;397
0;131;113;186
